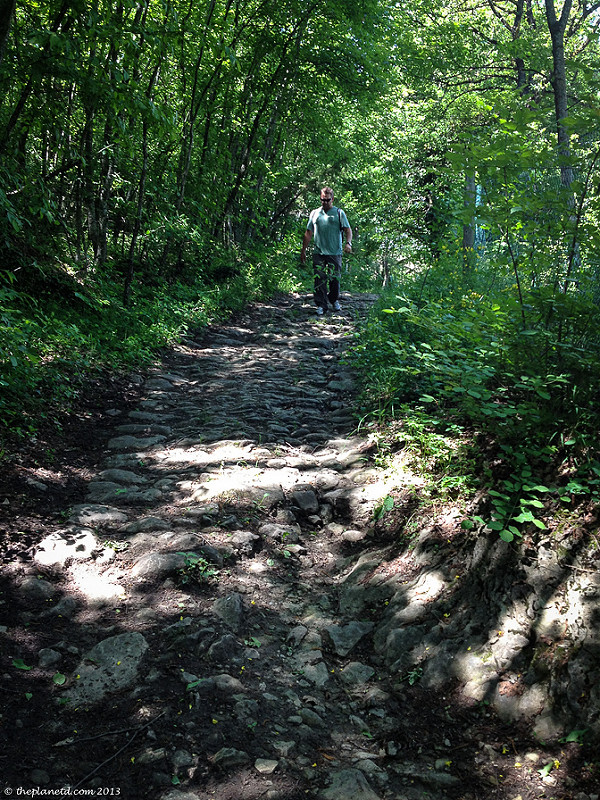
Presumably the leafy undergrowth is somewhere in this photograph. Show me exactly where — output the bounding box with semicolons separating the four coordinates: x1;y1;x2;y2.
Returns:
350;264;600;548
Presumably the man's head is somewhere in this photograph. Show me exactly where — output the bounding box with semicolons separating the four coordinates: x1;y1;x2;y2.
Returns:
320;187;333;207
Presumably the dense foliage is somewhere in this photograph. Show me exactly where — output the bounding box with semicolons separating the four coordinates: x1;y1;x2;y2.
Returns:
0;0;387;429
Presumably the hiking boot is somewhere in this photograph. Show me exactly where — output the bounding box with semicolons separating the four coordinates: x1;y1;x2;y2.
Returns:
316;306;324;316
332;301;341;312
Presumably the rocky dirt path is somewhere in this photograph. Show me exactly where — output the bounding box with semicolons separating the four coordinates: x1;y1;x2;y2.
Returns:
2;292;599;800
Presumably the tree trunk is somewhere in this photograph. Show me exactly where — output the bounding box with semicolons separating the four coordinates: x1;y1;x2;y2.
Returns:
462;173;477;272
0;0;15;69
544;0;573;187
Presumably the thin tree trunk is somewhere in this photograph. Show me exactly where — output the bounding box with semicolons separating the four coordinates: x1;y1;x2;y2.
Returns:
545;0;573;187
0;0;15;69
462;173;477;272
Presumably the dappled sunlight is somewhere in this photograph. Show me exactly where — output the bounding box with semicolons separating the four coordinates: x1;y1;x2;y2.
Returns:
4;293;599;799
69;562;126;605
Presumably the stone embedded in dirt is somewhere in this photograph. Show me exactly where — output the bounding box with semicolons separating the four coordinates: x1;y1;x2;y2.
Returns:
40;595;78;619
63;631;149;706
212;592;244;632
19;576;56;601
273;740;296;757
25;477;48;492
341;529;368;542
533;711;566;742
29;769;50;785
107;434;166;452
319;768;381;800
287;625;309;646
299;707;325;727
123;516;171;533
211;747;250;768
255;758;278;774
99;468;148;485
87;480;163;505
292;485;320;514
354;759;388;783
34;528;100;567
338;662;375;685
157;534;223;567
389;761;461;789
160;791;200;800
229;531;260;554
259;522;301;542
302;661;330;687
171;749;194;768
38;648;62;668
213;673;245;693
323;621;374;657
70;504;128;526
208;633;244;663
130;551;186;580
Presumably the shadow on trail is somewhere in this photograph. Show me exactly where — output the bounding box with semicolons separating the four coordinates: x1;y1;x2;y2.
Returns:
1;292;598;799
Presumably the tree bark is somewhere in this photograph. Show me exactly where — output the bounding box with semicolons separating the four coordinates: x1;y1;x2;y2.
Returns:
0;0;16;70
544;0;573;187
462;173;477;272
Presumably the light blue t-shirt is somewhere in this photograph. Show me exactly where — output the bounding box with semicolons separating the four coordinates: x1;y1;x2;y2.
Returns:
307;206;350;255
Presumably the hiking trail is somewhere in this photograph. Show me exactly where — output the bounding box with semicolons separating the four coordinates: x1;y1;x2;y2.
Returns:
1;292;598;800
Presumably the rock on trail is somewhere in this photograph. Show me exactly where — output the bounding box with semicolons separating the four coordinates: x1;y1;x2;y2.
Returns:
5;291;599;800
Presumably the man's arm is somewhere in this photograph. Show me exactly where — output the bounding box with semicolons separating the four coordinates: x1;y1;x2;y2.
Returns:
300;228;313;264
343;225;352;254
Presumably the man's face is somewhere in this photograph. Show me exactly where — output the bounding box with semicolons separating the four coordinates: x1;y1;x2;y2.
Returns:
321;193;333;209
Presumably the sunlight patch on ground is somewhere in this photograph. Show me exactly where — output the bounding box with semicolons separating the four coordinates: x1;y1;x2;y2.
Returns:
69;562;126;604
152;441;256;467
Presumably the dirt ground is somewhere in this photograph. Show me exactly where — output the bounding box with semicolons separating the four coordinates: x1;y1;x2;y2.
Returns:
0;295;598;800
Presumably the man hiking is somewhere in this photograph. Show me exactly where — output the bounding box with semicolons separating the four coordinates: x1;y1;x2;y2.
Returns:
300;187;352;315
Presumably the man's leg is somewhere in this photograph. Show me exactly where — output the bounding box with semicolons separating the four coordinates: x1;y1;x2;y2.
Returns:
327;256;343;306
313;256;328;312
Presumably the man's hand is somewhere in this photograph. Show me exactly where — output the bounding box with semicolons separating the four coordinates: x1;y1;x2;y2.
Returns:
301;229;313;265
343;242;352;254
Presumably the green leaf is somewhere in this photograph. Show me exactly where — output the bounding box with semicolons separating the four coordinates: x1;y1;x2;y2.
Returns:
53;672;66;686
12;658;32;671
524;499;544;508
513;511;534;523
559;728;587;744
499;529;514;542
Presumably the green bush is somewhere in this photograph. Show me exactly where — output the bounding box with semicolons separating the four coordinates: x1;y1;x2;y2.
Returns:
352;262;600;540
